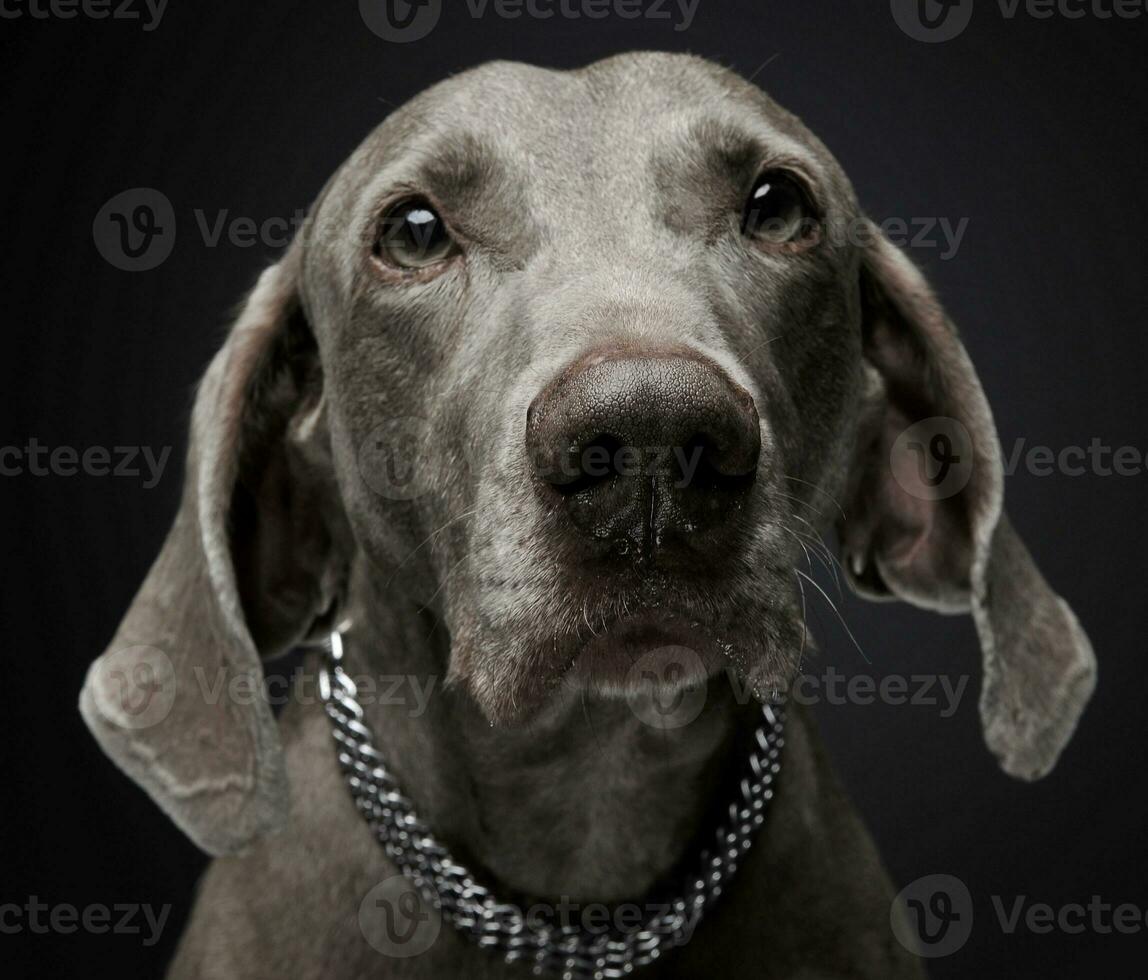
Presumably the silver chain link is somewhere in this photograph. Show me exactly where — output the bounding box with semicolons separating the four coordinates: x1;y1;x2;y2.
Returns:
318;629;785;979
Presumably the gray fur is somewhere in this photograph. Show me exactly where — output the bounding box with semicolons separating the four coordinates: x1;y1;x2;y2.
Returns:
80;53;1095;977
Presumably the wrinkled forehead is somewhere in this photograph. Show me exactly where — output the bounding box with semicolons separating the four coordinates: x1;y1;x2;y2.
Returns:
306;55;856;282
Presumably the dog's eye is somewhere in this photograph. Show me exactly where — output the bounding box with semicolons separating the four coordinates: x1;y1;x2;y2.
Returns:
374;200;456;270
741;172;817;246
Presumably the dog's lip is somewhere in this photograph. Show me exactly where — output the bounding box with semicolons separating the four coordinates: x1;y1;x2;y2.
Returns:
569;609;728;692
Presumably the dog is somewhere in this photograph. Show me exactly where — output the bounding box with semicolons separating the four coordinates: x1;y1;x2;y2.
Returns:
79;52;1096;978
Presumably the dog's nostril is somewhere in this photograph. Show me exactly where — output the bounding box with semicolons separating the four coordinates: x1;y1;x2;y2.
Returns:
548;433;626;497
679;430;761;492
678;434;747;491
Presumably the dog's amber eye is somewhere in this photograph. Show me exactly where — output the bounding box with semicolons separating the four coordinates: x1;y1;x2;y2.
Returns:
741;172;817;246
374;200;456;270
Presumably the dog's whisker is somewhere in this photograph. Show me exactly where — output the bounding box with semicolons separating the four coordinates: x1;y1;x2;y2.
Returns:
779;524;816;578
794;568;870;665
781;475;846;522
784;508;834;548
781;526;830;660
386;508;480;587
783;520;843;597
579;676;608;759
789;568;809;663
772;488;829;520
418;548;475;612
742;330;789;360
774;496;847;593
582;598;599;638
745;51;781;83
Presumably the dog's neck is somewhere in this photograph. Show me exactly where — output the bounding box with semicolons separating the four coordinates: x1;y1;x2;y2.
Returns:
342;564;761;903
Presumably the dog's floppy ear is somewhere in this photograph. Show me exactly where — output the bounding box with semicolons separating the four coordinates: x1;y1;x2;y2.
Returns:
80;249;348;855
839;223;1096;780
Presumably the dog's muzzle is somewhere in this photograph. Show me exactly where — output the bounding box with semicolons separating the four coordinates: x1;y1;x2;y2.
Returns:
526;347;761;567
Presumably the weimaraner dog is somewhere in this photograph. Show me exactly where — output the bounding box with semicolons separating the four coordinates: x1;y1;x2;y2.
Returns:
80;52;1096;978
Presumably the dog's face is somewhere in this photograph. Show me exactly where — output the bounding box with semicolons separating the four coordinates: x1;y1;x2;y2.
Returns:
306;55;864;719
80;53;1095;857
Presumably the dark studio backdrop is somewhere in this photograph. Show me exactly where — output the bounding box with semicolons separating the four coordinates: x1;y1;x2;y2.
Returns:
1;1;1145;976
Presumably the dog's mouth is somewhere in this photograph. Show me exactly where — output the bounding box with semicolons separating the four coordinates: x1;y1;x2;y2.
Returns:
457;558;803;724
570;608;730;696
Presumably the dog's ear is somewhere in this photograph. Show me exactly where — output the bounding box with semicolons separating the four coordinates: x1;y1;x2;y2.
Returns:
79;250;348;855
839;222;1096;780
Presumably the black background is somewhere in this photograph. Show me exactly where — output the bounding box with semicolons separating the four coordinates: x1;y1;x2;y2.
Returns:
2;1;1146;976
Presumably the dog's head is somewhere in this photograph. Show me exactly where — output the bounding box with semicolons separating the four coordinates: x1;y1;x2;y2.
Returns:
81;53;1095;856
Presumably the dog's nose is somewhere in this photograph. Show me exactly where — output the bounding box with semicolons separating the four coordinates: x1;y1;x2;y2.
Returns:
526;348;761;564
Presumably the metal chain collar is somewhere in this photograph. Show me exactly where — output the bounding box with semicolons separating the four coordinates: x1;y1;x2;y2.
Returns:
318;629;786;979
